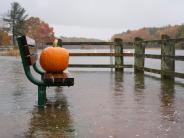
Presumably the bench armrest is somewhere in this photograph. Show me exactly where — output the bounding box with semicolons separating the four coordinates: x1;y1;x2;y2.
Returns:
33;63;45;75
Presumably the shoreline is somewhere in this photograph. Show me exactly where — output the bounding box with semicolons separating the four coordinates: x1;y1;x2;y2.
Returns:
0;48;20;57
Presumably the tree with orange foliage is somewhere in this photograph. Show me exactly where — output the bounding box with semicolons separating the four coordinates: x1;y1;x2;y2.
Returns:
0;30;10;46
157;25;180;38
24;17;55;45
176;25;184;38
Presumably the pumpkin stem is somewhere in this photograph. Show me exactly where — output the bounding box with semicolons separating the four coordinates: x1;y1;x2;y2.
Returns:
53;39;58;47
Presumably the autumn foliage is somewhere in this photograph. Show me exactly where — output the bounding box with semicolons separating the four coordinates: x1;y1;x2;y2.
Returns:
0;30;10;46
24;17;55;45
112;25;184;42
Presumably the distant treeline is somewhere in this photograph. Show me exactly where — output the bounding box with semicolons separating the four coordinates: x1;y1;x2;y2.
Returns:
112;24;184;41
36;36;105;49
60;36;103;42
59;36;105;49
38;45;108;49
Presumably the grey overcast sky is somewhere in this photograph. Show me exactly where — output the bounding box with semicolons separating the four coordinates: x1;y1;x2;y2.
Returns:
0;0;184;40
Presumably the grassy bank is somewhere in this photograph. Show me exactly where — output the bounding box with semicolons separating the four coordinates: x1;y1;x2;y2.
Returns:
0;48;20;57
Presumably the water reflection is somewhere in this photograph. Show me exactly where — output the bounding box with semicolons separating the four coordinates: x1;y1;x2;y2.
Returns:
160;79;176;121
134;72;145;91
133;73;145;105
11;63;26;97
2;56;184;137
25;89;74;138
114;71;123;94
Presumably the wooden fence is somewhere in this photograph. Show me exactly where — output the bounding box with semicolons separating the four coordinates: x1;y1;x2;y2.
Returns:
61;34;184;80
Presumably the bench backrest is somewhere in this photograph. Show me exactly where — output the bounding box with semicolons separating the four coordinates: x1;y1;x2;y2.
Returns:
17;36;38;66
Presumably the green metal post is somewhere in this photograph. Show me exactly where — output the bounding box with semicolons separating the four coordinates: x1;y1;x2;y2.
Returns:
114;38;123;72
161;34;175;80
38;85;47;106
134;37;145;73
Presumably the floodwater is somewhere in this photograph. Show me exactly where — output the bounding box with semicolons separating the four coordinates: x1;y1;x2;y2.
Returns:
0;51;184;138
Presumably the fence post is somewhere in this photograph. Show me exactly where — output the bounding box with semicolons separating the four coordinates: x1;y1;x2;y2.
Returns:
134;37;145;73
114;38;123;71
161;34;175;80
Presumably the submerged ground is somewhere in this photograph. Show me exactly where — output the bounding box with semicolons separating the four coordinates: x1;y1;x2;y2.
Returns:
0;56;184;138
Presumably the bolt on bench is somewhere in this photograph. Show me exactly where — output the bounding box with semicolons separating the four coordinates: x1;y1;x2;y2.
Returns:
17;36;74;106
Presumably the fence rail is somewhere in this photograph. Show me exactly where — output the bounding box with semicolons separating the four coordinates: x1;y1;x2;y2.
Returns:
60;34;184;80
69;64;133;68
69;53;133;56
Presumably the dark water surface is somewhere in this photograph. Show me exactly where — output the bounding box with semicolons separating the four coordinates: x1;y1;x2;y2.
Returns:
0;56;184;138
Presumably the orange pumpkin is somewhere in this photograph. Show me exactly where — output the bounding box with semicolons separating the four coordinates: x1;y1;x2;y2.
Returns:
40;45;69;73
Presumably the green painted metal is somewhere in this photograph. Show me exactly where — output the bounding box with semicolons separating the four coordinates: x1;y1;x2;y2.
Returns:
33;63;44;75
38;85;46;106
17;36;44;86
32;63;44;81
17;36;45;106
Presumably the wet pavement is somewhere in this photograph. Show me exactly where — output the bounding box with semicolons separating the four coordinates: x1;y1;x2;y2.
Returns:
0;56;184;138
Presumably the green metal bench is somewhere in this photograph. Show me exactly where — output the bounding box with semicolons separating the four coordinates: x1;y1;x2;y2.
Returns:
17;36;74;106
